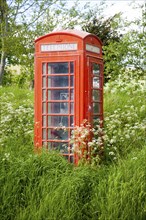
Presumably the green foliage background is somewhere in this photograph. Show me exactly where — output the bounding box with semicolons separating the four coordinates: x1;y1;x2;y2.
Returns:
1;1;145;85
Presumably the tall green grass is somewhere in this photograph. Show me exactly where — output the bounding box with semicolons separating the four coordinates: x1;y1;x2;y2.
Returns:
91;147;146;220
1;145;145;220
0;81;145;220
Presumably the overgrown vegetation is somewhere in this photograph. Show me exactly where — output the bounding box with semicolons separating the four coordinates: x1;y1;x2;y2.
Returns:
0;71;146;219
0;1;145;219
70;72;146;165
0;142;146;220
0;87;34;147
103;73;146;162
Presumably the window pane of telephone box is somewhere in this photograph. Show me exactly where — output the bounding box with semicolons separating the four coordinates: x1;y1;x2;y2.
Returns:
42;102;46;114
92;90;100;101
71;89;74;100
42;142;47;148
42;76;46;87
48;142;69;153
70;76;74;87
70;156;74;163
48;116;69;127
48;62;68;74
93;117;100;125
70;62;74;74
48;102;69;114
42;90;46;101
42;116;47;127
70;116;74;127
42;63;46;75
70;102;74;114
93;63;100;75
48;89;69;101
48;76;69;87
93;102;100;113
93;77;100;88
42;128;47;140
48;128;68;140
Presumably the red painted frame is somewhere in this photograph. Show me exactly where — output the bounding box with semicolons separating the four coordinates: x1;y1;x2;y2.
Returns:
34;30;103;165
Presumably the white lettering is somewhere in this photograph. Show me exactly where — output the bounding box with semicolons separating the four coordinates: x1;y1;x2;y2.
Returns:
86;44;100;54
41;43;78;52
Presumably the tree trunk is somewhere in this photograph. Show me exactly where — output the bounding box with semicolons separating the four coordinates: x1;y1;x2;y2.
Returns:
0;0;8;85
0;51;6;85
0;0;9;85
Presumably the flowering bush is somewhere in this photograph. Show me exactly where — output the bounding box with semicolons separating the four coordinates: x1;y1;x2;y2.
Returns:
103;73;146;162
104;108;145;162
70;120;92;161
71;73;146;165
0;90;34;147
70;119;104;166
104;72;145;94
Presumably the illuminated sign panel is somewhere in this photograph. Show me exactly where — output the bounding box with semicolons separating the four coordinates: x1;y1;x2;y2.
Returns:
41;43;78;52
86;44;100;54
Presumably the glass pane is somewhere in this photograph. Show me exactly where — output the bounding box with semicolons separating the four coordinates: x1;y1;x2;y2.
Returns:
42;142;47;147
70;116;74;127
48;89;69;101
60;102;69;114
70;62;74;74
93;63;100;75
48;128;68;140
42;116;47;127
48;76;69;87
70;156;74;163
48;102;69;114
93;77;99;88
93;102;100;113
42;102;46;114
49;142;68;153
42;63;46;75
70;129;74;137
70;102;74;114
93;116;100;125
48;116;68;127
42;90;46;101
92;90;100;101
48;62;68;74
71;89;74;100
42;128;47;140
70;76;74;87
42;76;46;87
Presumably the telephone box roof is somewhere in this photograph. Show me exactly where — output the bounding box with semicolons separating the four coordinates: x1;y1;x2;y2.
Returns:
35;29;102;45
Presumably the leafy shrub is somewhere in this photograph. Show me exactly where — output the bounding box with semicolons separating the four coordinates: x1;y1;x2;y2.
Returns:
103;73;146;162
70;73;146;164
0;88;34;147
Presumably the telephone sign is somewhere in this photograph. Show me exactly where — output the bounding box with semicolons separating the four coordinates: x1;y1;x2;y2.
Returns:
41;43;78;52
86;44;100;53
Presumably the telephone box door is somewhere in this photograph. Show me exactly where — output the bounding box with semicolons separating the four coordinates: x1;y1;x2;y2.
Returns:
35;56;79;162
88;57;104;124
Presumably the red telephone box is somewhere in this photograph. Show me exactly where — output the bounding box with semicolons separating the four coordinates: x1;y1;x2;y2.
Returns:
34;29;103;164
